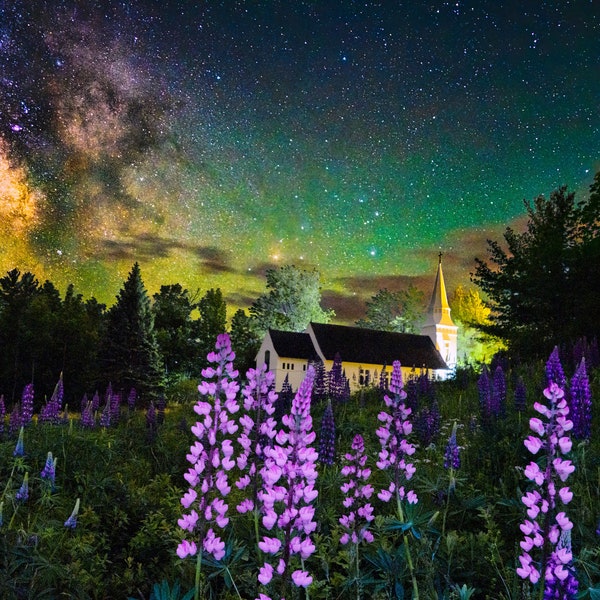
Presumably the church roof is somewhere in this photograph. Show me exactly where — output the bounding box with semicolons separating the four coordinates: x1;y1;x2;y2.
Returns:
309;322;448;370
267;329;317;360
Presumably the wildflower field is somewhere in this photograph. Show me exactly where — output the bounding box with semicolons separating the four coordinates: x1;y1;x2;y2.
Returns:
1;337;599;600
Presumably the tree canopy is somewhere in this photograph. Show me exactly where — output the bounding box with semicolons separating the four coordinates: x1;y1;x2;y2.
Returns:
472;177;600;357
355;285;424;333
250;265;334;333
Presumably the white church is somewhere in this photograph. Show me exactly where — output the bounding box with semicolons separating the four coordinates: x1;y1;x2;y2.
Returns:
255;255;458;391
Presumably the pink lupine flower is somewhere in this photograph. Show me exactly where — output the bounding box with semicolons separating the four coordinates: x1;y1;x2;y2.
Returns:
177;334;240;566
517;352;578;598
256;367;318;596
291;570;313;587
339;434;375;547
376;361;418;507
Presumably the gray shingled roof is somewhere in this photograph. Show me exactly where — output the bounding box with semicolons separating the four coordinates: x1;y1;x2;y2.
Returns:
309;322;448;370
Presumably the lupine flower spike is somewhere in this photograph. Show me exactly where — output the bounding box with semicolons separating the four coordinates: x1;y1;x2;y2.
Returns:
569;358;591;440
339;433;375;600
318;400;336;466
15;472;29;502
376;361;418;506
13;426;25;457
177;333;240;600
41;451;57;492
64;498;80;528
20;383;34;427
339;433;375;545
376;360;420;600
256;366;318;597
517;373;578;598
235;364;278;518
444;422;461;471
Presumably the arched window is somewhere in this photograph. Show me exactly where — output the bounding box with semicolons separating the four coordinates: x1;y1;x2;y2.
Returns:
264;350;271;371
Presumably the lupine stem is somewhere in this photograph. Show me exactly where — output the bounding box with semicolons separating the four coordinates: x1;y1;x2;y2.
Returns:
396;497;419;600
194;549;202;600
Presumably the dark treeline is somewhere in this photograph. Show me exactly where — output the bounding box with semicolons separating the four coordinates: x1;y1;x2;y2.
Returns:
0;262;260;410
2;172;600;410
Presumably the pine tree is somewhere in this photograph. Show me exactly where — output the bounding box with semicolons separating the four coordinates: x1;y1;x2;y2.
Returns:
99;262;164;404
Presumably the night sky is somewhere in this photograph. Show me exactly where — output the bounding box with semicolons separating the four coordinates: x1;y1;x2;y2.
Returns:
1;0;598;322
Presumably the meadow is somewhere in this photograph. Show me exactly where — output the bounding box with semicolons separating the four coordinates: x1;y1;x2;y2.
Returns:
1;337;599;600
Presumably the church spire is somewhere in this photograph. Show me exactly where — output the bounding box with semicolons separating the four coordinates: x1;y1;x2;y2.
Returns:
426;252;454;326
421;253;458;375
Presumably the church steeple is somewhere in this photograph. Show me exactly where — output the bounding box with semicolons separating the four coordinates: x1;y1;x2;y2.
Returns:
426;253;454;327
421;253;458;374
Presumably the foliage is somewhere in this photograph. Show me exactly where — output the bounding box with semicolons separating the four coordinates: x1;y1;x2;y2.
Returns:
0;269;105;408
250;264;334;333
99;262;164;404
356;285;425;334
0;339;599;599
196;288;228;371
229;308;261;376
472;181;600;358
152;284;202;381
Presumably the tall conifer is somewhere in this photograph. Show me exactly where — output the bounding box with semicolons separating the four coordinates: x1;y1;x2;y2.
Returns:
99;262;163;404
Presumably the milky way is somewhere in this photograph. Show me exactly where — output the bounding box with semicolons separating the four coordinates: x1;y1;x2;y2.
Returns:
1;0;598;320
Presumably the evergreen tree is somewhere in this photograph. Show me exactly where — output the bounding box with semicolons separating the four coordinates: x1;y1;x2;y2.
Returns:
196;288;227;370
472;181;600;357
152;283;200;380
99;262;164;404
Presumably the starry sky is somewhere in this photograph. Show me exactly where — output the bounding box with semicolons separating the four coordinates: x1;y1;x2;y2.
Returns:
1;0;598;322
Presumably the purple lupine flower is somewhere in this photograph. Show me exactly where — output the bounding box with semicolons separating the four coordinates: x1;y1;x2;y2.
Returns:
0;395;6;438
15;472;29;502
517;380;578;598
545;346;567;389
492;365;507;418
80;393;88;414
256;366;318;593
414;400;441;448
235;364;278;514
80;401;96;429
91;391;100;413
13;426;24;456
477;365;493;424
312;359;327;403
20;383;34;426
177;333;240;562
318;401;336;466
64;498;80;528
110;391;121;423
569;358;591;440
40;451;57;491
328;352;346;403
9;404;21;436
274;375;293;423
339;434;375;545
515;377;527;412
443;422;461;470
99;398;111;428
39;374;64;424
127;388;137;411
376;361;418;506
